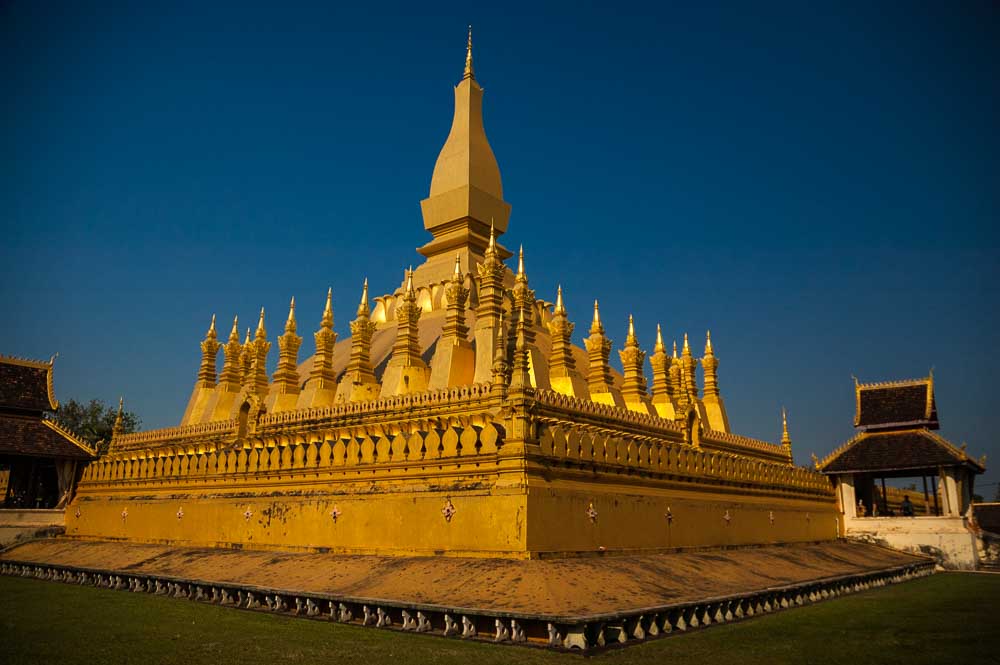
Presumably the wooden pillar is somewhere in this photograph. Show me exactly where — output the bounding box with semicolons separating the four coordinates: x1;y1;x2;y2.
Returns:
931;475;940;516
922;476;931;516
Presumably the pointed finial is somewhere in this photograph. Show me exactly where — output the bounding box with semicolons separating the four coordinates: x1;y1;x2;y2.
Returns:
463;25;474;80
682;332;691;356
285;297;296;333
555;285;565;315
627;314;636;342
228;316;240;342
207;313;217;337
781;407;792;446
113;396;124;434
655;324;665;353
672;340;678;359
705;330;713;355
488;220;496;249
406;267;414;293
517;245;525;276
593;300;601;325
255;307;266;339
356;279;369;317
453;254;462;277
321;287;334;328
243;327;251;345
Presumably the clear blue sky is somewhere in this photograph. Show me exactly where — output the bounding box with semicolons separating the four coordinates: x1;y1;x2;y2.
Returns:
2;2;997;493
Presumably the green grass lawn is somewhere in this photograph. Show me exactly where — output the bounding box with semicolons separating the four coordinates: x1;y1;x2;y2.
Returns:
1;573;997;664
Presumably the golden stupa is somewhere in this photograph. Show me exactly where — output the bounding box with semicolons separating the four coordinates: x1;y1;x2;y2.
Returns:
69;29;836;557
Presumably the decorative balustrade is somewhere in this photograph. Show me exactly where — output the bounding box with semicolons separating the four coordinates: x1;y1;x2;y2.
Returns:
537;424;833;496
258;383;494;429
112;419;238;450
534;389;684;434
80;421;505;487
701;428;786;456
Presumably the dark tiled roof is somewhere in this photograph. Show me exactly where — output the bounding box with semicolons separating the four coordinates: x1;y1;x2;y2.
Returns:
856;379;938;430
975;504;1000;535
0;414;95;460
821;429;980;474
0;357;56;413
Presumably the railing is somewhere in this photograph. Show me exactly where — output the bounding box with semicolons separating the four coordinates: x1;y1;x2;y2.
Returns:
112;419;238;449
537;424;833;497
80;422;505;486
258;383;494;428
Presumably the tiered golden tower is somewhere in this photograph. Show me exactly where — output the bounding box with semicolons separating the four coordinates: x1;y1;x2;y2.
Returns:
74;31;836;558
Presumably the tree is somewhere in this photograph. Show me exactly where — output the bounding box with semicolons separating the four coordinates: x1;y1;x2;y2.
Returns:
54;398;141;456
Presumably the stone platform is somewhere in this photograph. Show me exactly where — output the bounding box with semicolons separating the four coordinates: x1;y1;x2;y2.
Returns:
0;538;933;650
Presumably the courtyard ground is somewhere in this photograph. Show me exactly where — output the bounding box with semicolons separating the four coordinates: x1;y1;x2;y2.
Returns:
1;572;997;664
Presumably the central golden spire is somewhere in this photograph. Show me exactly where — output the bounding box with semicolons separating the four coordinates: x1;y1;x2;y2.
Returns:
417;27;512;274
464;25;474;80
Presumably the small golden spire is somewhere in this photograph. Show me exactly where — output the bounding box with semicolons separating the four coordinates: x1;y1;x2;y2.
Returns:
243;327;251;345
356;279;369;317
113;396;124;435
255;307;266;339
207;313;217;337
463;24;474;80
555;285;565;315
590;299;605;335
285;297;296;333
488;220;495;249
321;287;334;329
672;340;678;359
405;267;414;293
517;245;525;276
682;332;691;357
781;407;791;445
453;254;462;277
705;330;713;355
654;324;665;353
229;316;240;343
627;314;636;343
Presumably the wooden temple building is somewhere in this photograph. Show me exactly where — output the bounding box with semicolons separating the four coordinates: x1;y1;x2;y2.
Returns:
0;355;95;510
819;375;985;568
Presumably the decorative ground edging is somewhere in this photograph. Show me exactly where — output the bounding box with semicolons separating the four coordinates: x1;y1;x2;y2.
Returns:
0;558;935;652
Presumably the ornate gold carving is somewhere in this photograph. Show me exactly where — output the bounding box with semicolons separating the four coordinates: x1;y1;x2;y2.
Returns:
218;316;244;390
197;314;220;386
272;299;302;395
309;289;338;389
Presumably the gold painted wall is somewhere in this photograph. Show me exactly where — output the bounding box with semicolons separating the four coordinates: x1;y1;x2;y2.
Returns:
69;387;836;558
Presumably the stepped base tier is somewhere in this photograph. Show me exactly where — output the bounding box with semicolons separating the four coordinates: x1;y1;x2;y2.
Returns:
0;538;935;650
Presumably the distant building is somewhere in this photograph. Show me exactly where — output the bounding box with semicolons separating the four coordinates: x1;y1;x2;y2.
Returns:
819;375;985;568
0;355;95;509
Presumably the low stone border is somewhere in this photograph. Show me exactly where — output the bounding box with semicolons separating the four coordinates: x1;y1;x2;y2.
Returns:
0;558;935;651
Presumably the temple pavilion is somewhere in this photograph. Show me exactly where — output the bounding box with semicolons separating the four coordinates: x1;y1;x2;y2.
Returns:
819;375;985;568
67;30;837;558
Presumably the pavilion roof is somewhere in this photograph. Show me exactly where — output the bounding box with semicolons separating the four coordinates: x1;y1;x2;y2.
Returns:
854;375;938;431
0;414;95;460
819;428;983;475
0;355;59;414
